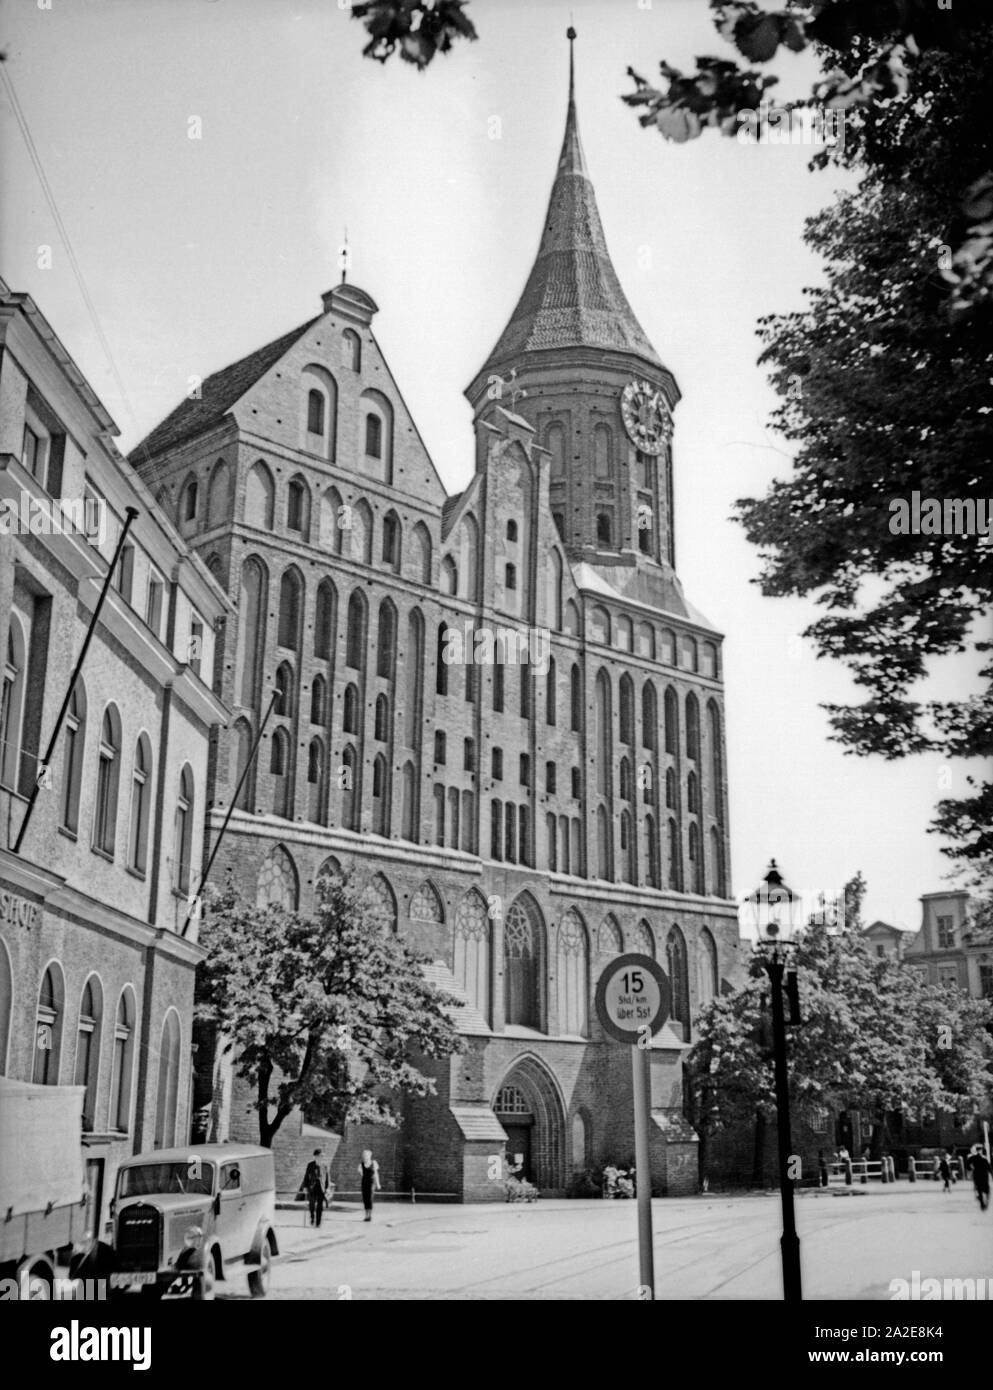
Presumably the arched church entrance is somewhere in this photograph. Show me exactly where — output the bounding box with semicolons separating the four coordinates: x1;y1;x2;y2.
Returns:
494;1055;567;1192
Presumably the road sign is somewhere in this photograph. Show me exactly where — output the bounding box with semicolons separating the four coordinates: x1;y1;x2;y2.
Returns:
594;953;671;1045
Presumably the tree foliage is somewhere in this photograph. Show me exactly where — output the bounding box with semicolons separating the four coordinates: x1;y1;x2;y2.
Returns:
688;876;993;1149
195;872;461;1147
350;0;476;69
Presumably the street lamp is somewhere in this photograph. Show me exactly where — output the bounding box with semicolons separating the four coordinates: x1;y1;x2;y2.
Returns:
745;859;803;1303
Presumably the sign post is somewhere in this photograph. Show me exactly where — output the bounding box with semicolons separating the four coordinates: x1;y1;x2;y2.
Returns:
594;953;671;1300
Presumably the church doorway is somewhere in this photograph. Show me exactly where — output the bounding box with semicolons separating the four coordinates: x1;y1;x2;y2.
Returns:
494;1056;566;1192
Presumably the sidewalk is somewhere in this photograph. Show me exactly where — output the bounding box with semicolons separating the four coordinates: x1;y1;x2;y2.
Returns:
276;1202;381;1258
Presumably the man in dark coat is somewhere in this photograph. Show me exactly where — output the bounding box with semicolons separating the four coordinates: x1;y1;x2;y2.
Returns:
967;1145;991;1211
303;1149;330;1227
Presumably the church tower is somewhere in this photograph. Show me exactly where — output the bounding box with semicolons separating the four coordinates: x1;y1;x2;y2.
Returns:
466;30;680;572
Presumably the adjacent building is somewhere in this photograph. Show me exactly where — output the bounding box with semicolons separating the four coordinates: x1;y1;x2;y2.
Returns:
0;278;231;1235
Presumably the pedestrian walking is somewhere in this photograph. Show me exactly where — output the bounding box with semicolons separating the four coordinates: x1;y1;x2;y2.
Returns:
966;1145;991;1212
938;1152;951;1193
359;1149;381;1222
302;1149;330;1227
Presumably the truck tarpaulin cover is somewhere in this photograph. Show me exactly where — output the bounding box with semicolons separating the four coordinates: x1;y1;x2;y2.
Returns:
0;1077;86;1216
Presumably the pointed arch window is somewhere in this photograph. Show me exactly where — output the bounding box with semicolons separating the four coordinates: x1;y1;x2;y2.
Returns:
595;670;611;795
314;579;337;660
666;928;690;1040
689;820;704;894
664;687;679;756
646;814;660;887
545;658;557;726
1;619;26;791
698;928;719;1006
346;591;366;670
668;817;681;891
172;764;194;894
504;896;542;1029
342;329;361;372
307;738;326;824
435;784;446;847
235;557;267;708
374;693;390;741
274;661;294;717
455;891;490;1023
596;804;612;880
686;693;700;761
376;601;397;679
620;809;635;884
382;512;401;571
343;683;359;734
341;746;357;830
278;570;303;649
710;826;726;897
270;729;291;817
310;675;327;725
400;760;416;840
287;476;310;536
372;753;388;834
436;624;449;695
642;682;658;751
245;460;275;529
570;663;582;731
365;414;382;458
619;675;634;746
556;911;589;1036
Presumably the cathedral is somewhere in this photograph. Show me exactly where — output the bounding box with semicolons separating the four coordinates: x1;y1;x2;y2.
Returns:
131;40;740;1199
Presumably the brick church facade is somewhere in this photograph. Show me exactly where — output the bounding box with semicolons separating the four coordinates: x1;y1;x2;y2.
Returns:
131;45;741;1199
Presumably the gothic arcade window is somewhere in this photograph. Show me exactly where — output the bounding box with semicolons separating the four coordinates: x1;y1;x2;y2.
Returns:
556;911;589;1036
307;389;324;435
365;413;382;458
504;897;541;1030
666;927;690;1040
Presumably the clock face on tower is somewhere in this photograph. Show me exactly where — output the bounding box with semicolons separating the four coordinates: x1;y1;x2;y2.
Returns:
621;379;672;456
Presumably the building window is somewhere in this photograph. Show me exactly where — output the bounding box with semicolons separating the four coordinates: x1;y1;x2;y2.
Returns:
1;623;25;790
666;927;690;1041
504;896;541;1029
492;747;503;780
287;479;307;532
980;964;993;1000
365;414;382;458
596;513;611;547
377;601;397;679
182;478;199;522
505;803;517;863
154;1012;181;1149
109;989;135;1132
310;675;327;725
60;681;86;835
22;424;44;480
936;915;955;948
33;964;63;1085
436;624;449;695
507;519;518;542
382;513;401;570
115;544;134;604
506;563;517;591
307;389;324;435
434;730;446;765
93;706;122;856
570;664;582;732
490;798;502;859
314;579;336;662
520;753;531;787
74;978;102;1133
173;764;194;894
308;739;326;825
434;784;446;846
189;614;204;678
464;737;475;773
346;592;366;670
343;683;359;734
686;694;700;761
278;570;303;649
374;693;389;741
128;735;152;874
493;659;505;712
571;767;580;799
520;669;531;719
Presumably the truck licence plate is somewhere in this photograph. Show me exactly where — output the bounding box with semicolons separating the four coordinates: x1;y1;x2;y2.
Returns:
110;1272;157;1287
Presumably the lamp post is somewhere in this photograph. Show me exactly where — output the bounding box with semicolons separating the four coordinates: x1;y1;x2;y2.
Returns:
745;859;803;1303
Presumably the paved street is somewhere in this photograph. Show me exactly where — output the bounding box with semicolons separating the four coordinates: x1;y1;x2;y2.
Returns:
244;1185;993;1300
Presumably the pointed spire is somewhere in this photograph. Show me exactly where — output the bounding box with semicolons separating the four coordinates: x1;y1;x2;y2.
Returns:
475;28;661;382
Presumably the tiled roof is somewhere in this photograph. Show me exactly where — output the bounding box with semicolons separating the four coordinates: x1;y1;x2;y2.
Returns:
479;80;661;377
129;317;318;462
421;960;491;1037
450;1107;508;1142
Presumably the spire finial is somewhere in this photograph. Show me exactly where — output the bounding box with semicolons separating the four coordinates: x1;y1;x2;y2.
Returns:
567;24;576;101
339;226;350;285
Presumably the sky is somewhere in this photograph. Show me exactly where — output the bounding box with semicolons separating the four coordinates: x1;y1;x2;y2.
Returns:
1;0;984;931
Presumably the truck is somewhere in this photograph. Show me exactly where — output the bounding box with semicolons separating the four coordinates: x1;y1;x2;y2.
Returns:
0;1076;90;1298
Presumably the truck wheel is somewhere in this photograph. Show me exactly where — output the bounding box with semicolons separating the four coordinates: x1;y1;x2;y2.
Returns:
247;1245;270;1298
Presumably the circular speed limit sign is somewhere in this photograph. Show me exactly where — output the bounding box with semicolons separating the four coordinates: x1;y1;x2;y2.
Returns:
594;954;671;1044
